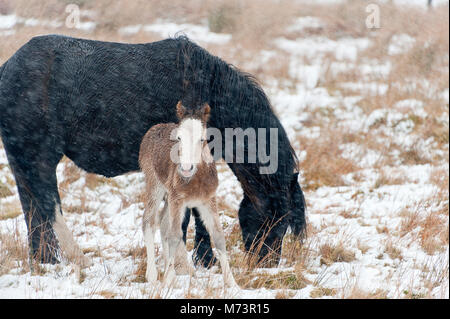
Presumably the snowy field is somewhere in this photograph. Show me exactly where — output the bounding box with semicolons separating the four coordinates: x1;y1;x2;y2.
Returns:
0;0;448;298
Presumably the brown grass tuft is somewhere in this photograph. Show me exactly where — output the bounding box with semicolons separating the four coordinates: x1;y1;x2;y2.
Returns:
319;243;356;266
419;212;448;255
298;131;358;190
236;270;310;290
310;287;337;298
0;221;29;275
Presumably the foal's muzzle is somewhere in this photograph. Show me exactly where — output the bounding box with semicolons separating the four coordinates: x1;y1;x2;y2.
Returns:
178;164;197;178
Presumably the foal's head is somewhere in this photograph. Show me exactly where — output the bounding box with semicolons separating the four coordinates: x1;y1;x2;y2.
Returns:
174;101;211;179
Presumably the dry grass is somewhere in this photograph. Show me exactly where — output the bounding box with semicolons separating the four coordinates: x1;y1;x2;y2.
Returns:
212;0;299;50
310;287;337;298
97;290;118;299
319;242;356;266
418;211;449;255
235;270;310;290
0;182;13;198
384;240;403;260
398;195;449;255
344;287;388;299
275;290;296;299
399;206;422;236
298;131;359;191
373;170;406;189
430;167;450;198
0;201;22;220
0;221;29;276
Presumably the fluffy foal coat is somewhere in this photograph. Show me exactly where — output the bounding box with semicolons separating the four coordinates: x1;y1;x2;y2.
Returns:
139;102;237;287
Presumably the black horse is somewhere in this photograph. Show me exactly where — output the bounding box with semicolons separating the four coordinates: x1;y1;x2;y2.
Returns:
0;35;306;267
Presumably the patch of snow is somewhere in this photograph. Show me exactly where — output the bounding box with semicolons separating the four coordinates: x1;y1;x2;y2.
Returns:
75;21;96;32
340;143;382;167
359;60;392;79
394;99;428;118
288;62;322;89
0;14;16;29
143;21;232;44
391;0;449;8
388;34;416;56
340;82;389;95
441;88;449;104
274;36;371;62
118;24;142;36
287;16;325;32
0;13;96;34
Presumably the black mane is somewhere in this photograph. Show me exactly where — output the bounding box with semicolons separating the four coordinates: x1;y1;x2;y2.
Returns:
174;36;298;196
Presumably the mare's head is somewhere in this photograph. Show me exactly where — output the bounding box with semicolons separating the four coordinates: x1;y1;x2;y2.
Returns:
174;101;211;179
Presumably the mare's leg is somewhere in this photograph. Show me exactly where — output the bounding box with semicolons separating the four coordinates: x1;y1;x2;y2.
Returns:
181;208;190;244
196;199;238;288
142;182;165;283
238;194;289;267
190;208;217;268
6;152;60;264
1;121;88;265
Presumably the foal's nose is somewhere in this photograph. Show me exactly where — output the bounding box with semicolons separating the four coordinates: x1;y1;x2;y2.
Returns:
181;164;194;172
179;163;197;178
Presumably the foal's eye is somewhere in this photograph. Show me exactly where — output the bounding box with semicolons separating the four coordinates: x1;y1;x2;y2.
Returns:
177;136;181;141
201;138;205;142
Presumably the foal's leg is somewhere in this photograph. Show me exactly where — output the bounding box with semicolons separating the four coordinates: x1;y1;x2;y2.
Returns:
142;183;165;283
160;199;194;276
159;200;170;269
163;197;185;286
196;199;238;288
163;206;192;275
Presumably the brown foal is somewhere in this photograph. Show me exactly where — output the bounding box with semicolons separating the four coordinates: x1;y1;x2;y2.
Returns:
139;101;237;288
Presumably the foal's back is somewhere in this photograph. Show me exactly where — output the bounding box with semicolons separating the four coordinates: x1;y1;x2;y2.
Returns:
139;123;218;199
139;123;177;183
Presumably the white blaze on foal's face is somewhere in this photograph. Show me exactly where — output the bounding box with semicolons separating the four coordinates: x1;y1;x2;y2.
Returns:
176;118;205;178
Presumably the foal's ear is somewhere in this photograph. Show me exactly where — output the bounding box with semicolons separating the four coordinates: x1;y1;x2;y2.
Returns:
201;103;211;122
176;101;186;120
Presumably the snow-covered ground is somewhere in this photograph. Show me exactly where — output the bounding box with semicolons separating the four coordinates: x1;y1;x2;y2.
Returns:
0;1;448;299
